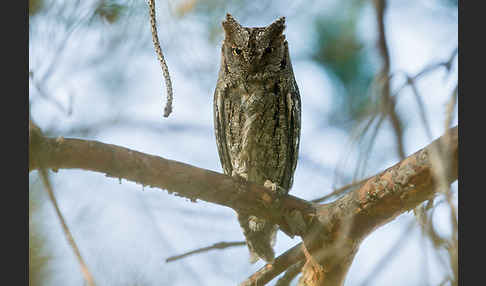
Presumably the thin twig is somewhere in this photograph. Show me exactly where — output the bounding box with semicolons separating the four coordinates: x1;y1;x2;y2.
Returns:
407;76;434;141
38;168;96;286
29;71;71;115
166;241;246;262
389;48;458;285
374;0;406;160
335;105;381;186
424;86;459;283
392;47;458;99
148;0;174;117
239;243;305;286
354;114;385;181
445;84;458;130
415;200;452;282
442;85;459;282
135;195;201;280
44;116;208;138
333;108;378;190
30;119;95;285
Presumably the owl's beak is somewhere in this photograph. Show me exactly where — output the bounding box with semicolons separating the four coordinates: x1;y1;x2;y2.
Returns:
248;54;263;72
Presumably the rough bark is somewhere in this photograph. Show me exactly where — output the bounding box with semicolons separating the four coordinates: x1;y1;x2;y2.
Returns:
239;126;457;286
29;121;458;286
29;120;314;237
295;125;458;286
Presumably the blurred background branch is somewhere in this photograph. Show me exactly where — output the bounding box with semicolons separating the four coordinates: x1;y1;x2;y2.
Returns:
166;241;246;262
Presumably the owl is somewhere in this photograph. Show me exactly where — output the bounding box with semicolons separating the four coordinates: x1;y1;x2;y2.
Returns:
213;14;301;263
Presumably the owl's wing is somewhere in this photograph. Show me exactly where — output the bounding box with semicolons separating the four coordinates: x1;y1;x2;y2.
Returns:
286;86;301;190
213;82;234;176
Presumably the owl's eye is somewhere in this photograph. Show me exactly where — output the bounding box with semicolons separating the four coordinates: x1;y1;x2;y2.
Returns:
232;47;242;56
264;47;273;55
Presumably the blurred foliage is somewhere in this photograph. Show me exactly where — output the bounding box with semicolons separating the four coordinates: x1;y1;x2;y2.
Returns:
29;0;44;17
312;2;376;129
93;0;127;24
175;0;198;17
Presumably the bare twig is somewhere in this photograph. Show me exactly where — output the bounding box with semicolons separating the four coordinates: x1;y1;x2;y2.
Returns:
418;90;459;283
392;47;458;98
407;76;434;141
355;46;457;182
29;71;71;115
44;116;208;138
166;241;246;262
29;123;458;286
382;44;458;286
38;169;96;286
374;0;406;160
445;84;458;130
135;195;201;280
353;113;385;182
30;119;96;285
298;126;457;286
240;243;305;286
148;0;174;117
335;105;382;184
441;85;459;283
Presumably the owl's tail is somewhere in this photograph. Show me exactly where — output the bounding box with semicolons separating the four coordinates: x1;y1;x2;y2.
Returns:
237;213;278;263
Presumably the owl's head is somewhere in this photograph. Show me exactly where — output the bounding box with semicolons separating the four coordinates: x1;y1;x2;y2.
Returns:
221;14;289;78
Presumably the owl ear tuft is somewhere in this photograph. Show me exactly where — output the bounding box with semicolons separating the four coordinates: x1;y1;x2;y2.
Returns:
222;13;243;35
265;16;286;37
225;13;236;22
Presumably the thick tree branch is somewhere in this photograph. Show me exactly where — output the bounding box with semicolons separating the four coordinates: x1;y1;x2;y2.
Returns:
240;125;458;286
29;123;457;286
28;124;315;237
30;120;95;285
294;125;458;286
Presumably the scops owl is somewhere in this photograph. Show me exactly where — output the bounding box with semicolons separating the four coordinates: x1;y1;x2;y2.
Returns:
213;14;301;263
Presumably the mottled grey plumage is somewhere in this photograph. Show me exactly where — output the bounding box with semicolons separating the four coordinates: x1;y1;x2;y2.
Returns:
213;14;301;263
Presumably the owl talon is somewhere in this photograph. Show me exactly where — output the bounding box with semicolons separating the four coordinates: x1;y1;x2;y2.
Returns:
264;180;288;197
264;180;277;192
232;170;248;180
248;215;265;232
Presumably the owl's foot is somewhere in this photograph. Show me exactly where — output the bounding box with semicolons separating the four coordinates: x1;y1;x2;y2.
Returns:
249;251;259;264
264;179;287;196
248;215;266;232
246;217;277;264
264;180;277;191
231;170;248;180
237;214;278;264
